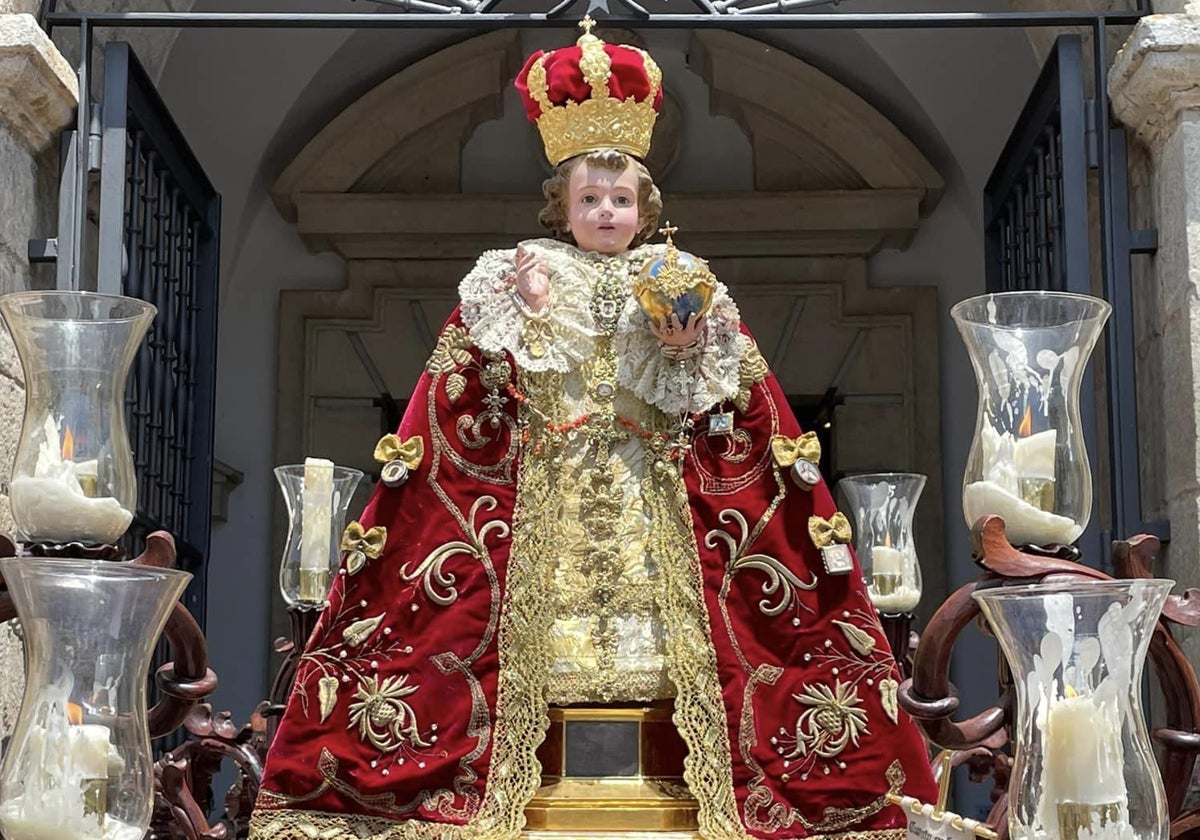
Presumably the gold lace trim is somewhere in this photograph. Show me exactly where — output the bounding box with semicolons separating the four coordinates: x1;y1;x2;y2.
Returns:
249;809;910;840
250;808;467;840
649;470;749;840
546;666;675;705
471;368;565;838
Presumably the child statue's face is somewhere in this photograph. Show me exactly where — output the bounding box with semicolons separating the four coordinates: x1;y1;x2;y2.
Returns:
566;158;641;255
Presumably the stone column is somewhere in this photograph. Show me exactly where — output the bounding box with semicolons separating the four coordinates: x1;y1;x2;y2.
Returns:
1110;16;1200;658
0;10;76;733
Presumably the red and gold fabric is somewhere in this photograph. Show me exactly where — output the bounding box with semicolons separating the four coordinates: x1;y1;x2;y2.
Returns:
252;253;936;840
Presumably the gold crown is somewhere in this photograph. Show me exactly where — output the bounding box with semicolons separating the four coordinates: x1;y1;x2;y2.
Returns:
523;18;662;166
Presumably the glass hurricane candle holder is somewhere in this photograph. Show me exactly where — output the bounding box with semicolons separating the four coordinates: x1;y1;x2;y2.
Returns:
0;557;190;840
0;292;156;546
951;292;1111;548
275;459;364;606
974;579;1171;840
837;472;925;614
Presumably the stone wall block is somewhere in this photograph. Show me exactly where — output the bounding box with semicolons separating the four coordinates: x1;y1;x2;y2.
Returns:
0;14;76;152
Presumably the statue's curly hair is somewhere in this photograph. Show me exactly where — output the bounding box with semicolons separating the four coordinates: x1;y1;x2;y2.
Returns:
538;149;662;248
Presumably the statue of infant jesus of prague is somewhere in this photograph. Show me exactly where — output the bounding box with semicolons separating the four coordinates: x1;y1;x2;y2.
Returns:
251;20;937;840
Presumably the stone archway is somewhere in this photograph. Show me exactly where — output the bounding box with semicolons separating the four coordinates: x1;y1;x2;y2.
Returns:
270;28;950;619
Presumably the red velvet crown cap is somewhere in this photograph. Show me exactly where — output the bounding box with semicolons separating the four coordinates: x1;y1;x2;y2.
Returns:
515;43;664;123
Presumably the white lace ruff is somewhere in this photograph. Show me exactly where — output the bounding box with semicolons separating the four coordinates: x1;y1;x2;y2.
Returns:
459;239;746;413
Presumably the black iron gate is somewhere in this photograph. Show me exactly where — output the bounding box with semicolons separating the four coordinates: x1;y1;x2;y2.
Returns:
983;34;1164;566
32;41;220;621
98;41;220;622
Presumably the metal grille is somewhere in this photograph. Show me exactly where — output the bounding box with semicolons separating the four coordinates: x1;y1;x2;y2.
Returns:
985;36;1089;296
981;34;1164;560
983;36;1102;567
99;41;219;616
96;42;220;736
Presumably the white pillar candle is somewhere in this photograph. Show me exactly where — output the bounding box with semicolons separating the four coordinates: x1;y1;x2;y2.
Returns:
871;546;906;577
1015;428;1057;479
1044;693;1126;804
68;725;112;779
300;457;335;572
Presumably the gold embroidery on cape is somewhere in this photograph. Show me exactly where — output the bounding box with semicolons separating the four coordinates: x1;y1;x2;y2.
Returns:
291;591;410;720
708;508;818;622
254;747;453;818
718;428;753;463
430;652;491;820
833;619;878;656
447;372;467;403
426;324;473;375
424;323;517;486
692;378;779;496
879;677;900;724
783;680;870;760
424;357;507;667
348;674;431;753
734;338;769;413
748;599;905;830
740;666;906;834
399;496;509;608
317;675;338;724
342;613;385;648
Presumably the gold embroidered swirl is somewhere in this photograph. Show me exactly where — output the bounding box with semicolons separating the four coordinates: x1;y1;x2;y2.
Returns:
707;508;818;618
399;496;509;607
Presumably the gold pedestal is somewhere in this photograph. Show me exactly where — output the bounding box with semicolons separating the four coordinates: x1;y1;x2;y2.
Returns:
526;704;699;833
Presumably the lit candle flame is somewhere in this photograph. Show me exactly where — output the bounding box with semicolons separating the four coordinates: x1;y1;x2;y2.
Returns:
1018;405;1033;439
66;701;83;725
61;425;75;462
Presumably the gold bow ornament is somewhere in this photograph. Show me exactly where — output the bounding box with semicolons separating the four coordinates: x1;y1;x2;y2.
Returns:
808;512;855;575
771;432;823;491
341;521;388;576
374;434;424;488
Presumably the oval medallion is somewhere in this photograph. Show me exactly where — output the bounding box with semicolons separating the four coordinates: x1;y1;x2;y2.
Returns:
381;460;410;488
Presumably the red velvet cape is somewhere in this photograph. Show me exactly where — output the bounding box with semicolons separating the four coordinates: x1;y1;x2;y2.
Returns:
252;308;937;840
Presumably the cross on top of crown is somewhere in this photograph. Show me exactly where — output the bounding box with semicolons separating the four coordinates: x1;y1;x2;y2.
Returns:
579;15;597;35
659;221;679;245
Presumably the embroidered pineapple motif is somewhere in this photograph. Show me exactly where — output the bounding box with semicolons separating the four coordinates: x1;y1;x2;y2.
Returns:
348;674;431;753
784;681;869;760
